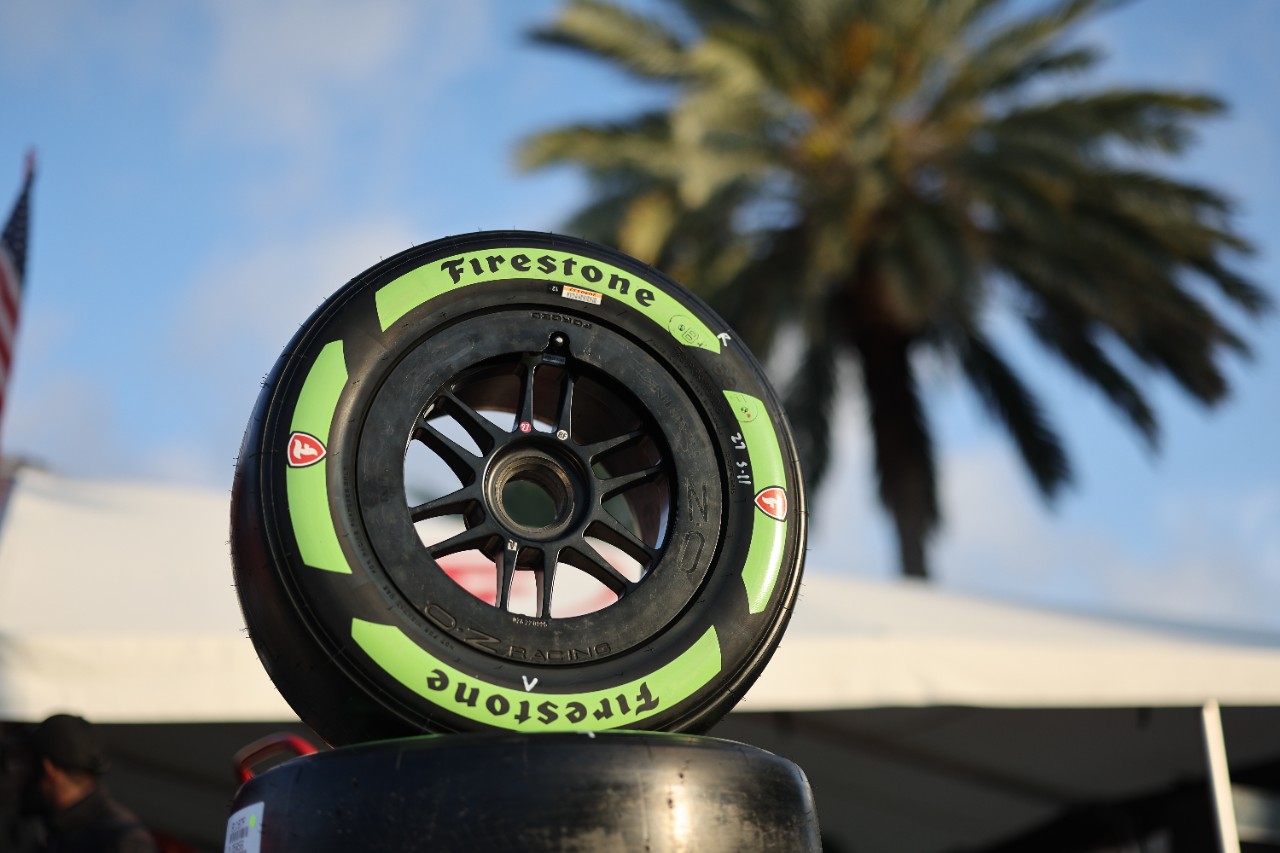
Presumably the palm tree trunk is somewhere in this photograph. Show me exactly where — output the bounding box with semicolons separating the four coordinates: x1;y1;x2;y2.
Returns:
849;322;939;580
894;516;930;580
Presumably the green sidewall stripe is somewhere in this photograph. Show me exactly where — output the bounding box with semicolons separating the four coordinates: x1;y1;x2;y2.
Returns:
285;340;352;574
374;247;721;354
726;390;789;614
351;619;722;731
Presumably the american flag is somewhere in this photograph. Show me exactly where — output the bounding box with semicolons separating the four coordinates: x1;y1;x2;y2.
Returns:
0;152;34;442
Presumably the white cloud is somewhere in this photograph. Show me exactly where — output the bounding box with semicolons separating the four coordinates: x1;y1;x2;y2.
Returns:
934;442;1280;630
4;374;122;473
192;0;494;146
127;220;421;485
0;2;81;69
182;1;498;225
133;443;229;490
2;305;138;479
938;448;1071;582
178;219;419;360
0;0;180;78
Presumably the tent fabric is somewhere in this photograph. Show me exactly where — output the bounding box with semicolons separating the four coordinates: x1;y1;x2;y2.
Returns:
5;467;1280;722
739;573;1280;712
0;468;290;722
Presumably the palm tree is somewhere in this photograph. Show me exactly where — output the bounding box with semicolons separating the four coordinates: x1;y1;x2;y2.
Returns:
518;0;1270;579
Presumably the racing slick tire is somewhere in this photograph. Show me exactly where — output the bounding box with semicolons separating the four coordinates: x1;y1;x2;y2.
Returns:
225;732;821;852
231;231;805;744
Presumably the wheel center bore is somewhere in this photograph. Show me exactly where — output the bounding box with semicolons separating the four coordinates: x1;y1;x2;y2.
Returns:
484;445;582;541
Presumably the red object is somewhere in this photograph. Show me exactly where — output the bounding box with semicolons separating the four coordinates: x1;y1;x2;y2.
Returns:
150;830;201;853
234;732;320;783
286;432;327;467
754;487;788;521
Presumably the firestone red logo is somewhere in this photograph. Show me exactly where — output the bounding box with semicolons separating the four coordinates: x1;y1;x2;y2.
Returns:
754;487;787;521
287;432;327;468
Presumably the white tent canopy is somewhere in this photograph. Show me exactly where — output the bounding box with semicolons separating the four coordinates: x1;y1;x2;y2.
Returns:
0;468;290;722
3;468;1280;850
6;468;1280;724
742;572;1280;712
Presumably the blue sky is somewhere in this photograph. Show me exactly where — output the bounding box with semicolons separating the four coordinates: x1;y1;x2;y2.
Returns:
1;0;1276;628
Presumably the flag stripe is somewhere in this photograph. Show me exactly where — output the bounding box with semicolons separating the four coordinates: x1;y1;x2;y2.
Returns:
0;155;34;448
0;254;19;347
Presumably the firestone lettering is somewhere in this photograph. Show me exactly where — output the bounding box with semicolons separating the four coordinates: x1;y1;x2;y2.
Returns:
441;252;656;308
425;669;661;726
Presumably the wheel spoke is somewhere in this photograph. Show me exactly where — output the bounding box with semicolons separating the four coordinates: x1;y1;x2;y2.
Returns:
409;483;481;522
427;520;500;559
513;360;536;431
497;539;519;610
415;421;483;485
438;392;503;452
562;541;636;597
587;510;656;568
581;429;645;463
599;464;664;501
535;547;559;618
554;371;575;436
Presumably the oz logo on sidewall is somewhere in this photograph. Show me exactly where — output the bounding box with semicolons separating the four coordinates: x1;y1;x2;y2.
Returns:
287;432;327;468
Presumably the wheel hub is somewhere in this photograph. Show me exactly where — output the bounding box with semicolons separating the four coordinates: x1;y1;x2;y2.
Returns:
484;443;585;542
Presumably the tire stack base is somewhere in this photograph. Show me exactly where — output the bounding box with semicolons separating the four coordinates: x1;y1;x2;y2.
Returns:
226;732;820;852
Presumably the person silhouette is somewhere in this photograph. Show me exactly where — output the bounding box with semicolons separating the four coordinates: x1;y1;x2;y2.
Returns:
25;714;156;853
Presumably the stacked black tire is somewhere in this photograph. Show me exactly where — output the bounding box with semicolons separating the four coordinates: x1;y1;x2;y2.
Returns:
229;232;815;852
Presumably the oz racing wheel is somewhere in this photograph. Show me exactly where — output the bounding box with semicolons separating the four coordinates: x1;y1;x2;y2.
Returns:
231;231;806;745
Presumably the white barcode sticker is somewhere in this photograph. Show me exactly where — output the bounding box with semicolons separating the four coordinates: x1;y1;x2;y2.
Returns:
225;802;264;853
561;285;603;305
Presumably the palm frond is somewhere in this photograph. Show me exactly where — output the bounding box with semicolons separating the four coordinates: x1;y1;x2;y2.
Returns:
522;0;1268;580
1191;256;1272;317
559;177;652;246
517;114;678;174
706;224;809;359
1027;306;1158;445
991;90;1225;156
925;0;1115;113
959;331;1072;497
530;0;690;81
783;329;840;490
